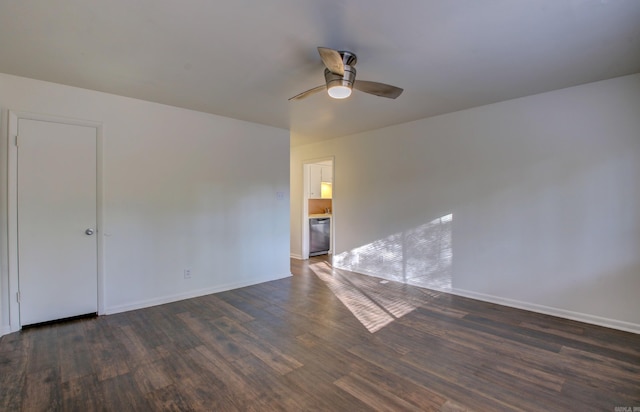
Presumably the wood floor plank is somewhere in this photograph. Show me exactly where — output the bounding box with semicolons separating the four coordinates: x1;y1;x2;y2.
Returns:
231;354;315;411
61;374;105;412
25;325;59;374
202;294;255;324
0;255;638;411
211;316;303;375
56;321;94;384
58;344;93;384
140;308;202;351
185;346;265;411
379;318;568;396
348;341;507;411
334;371;426;412
99;373;155;411
347;359;448;410
553;346;640;397
0;333;28;410
177;312;249;360
117;324;165;366
89;330;131;381
131;359;173;394
144;383;197;411
22;367;62;411
280;365;371;410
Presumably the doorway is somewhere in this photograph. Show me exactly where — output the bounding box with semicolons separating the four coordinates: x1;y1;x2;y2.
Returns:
8;111;104;330
302;157;334;260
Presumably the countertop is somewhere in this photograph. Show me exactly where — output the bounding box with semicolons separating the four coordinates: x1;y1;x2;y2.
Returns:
309;213;332;219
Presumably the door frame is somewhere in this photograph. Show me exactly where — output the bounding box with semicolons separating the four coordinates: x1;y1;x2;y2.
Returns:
7;110;105;332
302;156;335;260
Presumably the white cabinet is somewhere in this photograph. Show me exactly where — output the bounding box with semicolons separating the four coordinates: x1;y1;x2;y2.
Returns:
309;164;322;198
321;165;332;183
308;163;333;199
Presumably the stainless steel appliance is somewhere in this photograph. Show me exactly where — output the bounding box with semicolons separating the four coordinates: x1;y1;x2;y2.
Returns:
309;218;330;256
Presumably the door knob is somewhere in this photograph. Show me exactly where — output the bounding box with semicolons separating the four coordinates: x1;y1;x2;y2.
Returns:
85;228;95;235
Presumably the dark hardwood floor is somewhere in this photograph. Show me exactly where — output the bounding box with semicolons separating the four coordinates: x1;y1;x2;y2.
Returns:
1;256;639;411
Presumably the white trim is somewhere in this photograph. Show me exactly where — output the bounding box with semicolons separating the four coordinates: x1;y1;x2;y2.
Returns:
290;253;304;260
302;163;310;259
450;287;640;335
7;111;105;331
7;112;18;332
105;273;292;315
0;326;11;338
96;124;106;316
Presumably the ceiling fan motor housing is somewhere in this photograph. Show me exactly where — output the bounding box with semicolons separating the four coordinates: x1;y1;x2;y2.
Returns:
324;50;357;89
324;65;356;89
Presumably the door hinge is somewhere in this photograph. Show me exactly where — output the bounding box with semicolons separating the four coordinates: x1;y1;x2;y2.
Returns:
16;291;21;303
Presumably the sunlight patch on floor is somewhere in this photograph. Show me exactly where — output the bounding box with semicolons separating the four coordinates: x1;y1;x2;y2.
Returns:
310;261;417;333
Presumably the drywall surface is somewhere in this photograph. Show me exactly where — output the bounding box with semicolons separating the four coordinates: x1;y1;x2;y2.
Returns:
291;74;640;331
0;73;290;333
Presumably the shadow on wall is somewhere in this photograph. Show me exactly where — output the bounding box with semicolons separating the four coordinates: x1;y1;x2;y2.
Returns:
333;214;453;292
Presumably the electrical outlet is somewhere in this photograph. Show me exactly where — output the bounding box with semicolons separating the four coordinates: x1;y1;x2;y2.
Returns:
183;269;191;279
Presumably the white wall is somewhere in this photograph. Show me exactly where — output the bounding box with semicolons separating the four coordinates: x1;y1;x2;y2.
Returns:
0;73;290;334
291;74;640;332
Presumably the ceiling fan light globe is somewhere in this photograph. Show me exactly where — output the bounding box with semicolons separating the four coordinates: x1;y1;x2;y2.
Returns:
328;85;352;99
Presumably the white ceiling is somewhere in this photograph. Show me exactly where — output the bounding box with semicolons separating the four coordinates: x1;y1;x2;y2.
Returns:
1;1;639;147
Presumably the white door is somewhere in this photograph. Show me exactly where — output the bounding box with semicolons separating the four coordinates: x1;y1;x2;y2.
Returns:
17;118;98;325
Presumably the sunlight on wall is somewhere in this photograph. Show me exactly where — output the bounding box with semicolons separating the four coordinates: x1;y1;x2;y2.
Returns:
333;214;453;291
310;261;417;333
320;182;332;198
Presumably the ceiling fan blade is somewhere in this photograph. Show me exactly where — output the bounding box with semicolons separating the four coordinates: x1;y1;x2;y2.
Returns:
354;80;404;99
288;85;326;101
317;47;345;76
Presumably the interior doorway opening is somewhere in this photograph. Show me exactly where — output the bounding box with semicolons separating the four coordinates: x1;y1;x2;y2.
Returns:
302;157;335;260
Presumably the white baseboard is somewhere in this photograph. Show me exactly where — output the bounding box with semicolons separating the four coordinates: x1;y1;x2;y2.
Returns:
290;253;304;260
450;288;640;335
105;273;292;315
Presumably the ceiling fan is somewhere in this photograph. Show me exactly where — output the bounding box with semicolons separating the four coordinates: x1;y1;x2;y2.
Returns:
289;47;403;101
